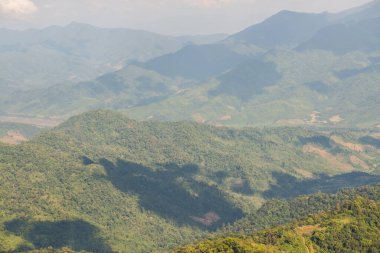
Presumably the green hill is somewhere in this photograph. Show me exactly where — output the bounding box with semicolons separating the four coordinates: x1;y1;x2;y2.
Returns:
0;65;195;117
4;49;380;128
173;196;380;252
221;184;380;235
126;50;380;127
0;110;379;252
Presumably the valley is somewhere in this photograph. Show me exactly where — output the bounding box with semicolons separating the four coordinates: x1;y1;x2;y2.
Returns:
0;1;379;128
0;0;379;252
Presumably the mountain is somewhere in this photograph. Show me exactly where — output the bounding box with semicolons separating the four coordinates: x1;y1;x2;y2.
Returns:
230;11;331;49
141;43;253;81
334;0;380;22
0;110;379;252
0;23;227;93
1;1;380;128
298;17;380;53
208;59;282;101
0;65;195;117
228;0;379;51
125;50;380;127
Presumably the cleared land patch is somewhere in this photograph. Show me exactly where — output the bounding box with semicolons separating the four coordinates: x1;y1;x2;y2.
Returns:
0;131;28;145
331;136;365;152
329;115;344;124
350;155;370;170
303;145;353;172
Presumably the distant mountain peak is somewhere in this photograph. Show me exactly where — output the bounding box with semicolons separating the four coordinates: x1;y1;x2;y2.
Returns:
334;0;380;22
65;22;98;30
230;10;330;48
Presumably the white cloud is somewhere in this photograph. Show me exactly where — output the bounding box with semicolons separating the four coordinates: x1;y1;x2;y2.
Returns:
0;0;38;17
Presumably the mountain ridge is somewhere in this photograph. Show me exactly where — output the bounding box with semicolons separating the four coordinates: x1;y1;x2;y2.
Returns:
2;0;379;128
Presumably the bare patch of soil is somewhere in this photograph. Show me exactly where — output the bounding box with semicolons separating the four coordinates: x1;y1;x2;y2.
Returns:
294;169;315;179
360;153;375;160
331;136;365;152
307;111;327;125
0;131;28;145
191;212;220;226
303;145;353;172
192;113;207;124
350;155;369;170
276;119;305;125
220;115;232;121
295;225;319;236
329;115;344;124
227;178;244;188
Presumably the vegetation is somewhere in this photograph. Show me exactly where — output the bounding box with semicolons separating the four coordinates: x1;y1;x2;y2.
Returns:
0;123;42;138
222;184;380;235
0;110;379;252
0;1;379;252
174;197;380;252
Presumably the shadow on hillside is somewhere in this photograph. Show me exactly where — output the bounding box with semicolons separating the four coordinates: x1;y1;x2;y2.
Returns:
99;159;243;229
359;136;380;148
264;171;380;199
5;219;114;253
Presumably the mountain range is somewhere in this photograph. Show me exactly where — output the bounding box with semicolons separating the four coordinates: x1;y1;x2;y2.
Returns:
1;1;379;128
0;2;380;251
0;22;226;95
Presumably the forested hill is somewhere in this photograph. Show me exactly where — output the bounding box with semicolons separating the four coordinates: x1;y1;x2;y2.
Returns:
0;110;380;252
221;184;380;235
16;185;380;253
173;196;380;252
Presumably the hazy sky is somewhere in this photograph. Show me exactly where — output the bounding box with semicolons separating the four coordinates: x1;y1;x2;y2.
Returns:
0;0;374;35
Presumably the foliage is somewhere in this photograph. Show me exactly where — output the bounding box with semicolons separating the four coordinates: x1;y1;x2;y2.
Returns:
174;197;380;252
173;237;270;253
222;184;380;235
0;110;379;252
0;123;42;138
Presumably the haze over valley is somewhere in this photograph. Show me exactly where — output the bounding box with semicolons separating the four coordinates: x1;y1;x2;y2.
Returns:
0;0;380;252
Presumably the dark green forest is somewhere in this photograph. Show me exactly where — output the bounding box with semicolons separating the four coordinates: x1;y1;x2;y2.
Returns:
174;197;380;252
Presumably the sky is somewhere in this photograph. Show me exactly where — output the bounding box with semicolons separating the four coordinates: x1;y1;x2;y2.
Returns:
0;0;374;35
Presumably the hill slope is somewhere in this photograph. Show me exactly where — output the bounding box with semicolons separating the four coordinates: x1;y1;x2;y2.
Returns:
173;197;380;252
0;110;380;252
298;17;380;53
231;11;330;48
